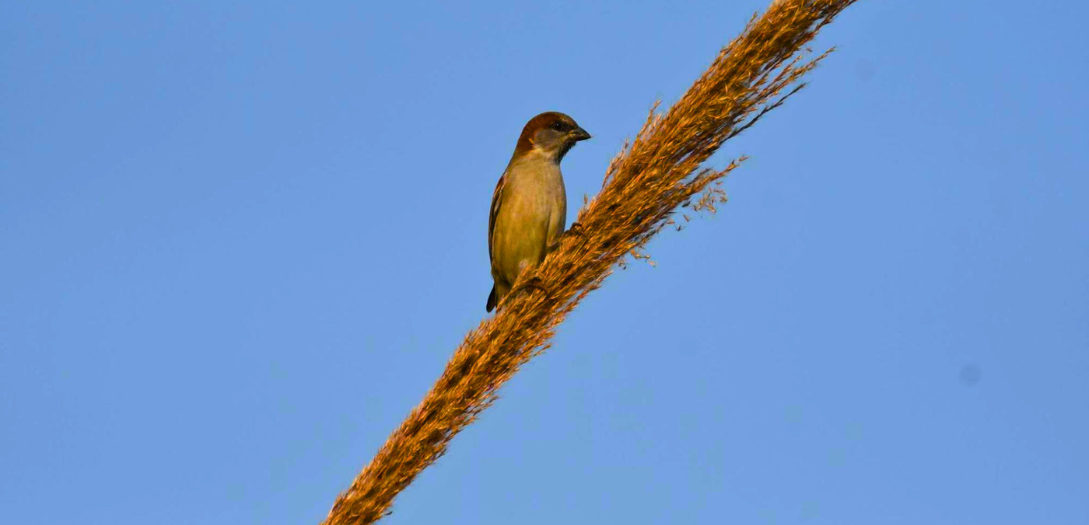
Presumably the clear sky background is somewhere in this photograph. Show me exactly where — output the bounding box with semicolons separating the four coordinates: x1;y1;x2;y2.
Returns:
2;1;1087;524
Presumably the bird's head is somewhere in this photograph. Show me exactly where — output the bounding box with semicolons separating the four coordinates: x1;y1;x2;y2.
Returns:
514;111;591;162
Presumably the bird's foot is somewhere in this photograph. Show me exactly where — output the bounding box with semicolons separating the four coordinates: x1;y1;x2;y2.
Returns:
511;275;552;299
548;222;588;252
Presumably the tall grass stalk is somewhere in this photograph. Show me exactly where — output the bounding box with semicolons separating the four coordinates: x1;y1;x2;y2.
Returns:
323;1;860;522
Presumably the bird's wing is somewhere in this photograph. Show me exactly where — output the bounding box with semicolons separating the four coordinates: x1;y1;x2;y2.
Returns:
487;173;505;263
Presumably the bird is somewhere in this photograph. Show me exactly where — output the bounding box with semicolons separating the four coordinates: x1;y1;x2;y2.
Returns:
486;111;591;312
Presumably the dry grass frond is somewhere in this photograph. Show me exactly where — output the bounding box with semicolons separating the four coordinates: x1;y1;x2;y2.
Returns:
323;1;860;523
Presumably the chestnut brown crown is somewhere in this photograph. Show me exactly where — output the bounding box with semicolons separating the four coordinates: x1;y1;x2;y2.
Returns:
513;111;591;159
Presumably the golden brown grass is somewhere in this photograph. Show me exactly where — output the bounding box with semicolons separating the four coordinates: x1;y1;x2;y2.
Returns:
322;1;860;523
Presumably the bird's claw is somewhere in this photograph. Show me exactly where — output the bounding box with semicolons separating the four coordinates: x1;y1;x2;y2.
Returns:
548;222;588;252
512;276;551;299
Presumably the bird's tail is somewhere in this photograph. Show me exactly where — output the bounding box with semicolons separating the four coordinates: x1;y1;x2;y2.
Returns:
486;285;498;312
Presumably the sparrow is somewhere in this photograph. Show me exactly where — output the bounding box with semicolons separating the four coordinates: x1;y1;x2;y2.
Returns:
486;111;591;312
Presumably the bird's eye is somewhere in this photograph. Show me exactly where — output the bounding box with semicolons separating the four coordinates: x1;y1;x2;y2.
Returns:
551;121;565;131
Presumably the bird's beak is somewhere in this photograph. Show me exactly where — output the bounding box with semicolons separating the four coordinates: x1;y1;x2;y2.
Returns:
570;127;591;141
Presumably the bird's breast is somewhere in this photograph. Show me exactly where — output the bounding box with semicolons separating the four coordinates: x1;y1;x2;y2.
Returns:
504;159;566;214
492;158;567;277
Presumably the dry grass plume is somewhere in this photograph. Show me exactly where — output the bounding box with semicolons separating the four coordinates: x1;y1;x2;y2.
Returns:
323;0;860;523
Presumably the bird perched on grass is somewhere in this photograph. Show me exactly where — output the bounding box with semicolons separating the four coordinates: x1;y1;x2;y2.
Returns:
486;112;591;312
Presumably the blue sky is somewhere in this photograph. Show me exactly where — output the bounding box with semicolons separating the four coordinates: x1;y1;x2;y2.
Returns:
2;1;1087;524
